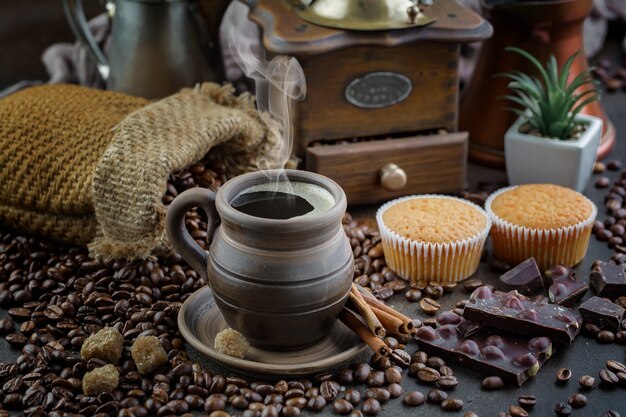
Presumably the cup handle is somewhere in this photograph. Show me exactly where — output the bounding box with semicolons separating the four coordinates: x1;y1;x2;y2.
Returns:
165;188;219;281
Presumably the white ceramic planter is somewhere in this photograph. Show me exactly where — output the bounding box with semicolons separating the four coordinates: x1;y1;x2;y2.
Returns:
504;113;603;192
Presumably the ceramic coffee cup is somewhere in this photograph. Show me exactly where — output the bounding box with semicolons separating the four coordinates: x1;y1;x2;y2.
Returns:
166;169;353;350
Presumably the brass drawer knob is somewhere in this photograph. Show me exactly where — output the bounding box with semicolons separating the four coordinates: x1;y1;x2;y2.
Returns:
380;163;407;191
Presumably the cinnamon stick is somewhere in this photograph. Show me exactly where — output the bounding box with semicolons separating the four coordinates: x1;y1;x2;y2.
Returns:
339;309;389;357
356;284;414;334
349;285;386;338
369;305;405;334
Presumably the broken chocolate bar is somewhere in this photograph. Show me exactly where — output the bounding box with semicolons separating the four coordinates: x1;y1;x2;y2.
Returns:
546;265;588;306
499;258;544;295
579;296;625;332
415;323;553;387
463;287;582;344
590;261;626;298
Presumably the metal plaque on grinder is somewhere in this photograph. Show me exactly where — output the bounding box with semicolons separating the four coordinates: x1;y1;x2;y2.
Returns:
345;72;412;109
296;0;436;31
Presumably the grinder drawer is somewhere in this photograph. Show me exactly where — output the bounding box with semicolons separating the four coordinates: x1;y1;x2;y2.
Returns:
305;132;468;205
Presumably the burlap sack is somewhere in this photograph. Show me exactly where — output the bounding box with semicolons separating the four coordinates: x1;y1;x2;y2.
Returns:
0;83;282;259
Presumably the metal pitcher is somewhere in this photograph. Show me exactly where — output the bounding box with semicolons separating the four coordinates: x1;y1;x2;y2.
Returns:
63;0;218;99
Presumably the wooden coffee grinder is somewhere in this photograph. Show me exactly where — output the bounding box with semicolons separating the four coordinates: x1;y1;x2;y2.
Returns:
243;0;492;204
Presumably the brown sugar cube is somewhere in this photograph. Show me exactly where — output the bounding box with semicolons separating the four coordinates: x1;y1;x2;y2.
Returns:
82;364;119;395
214;328;249;359
131;336;168;375
80;327;123;364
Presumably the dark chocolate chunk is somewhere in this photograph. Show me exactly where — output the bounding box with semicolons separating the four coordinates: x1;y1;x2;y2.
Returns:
546;266;588;306
579;296;625;332
456;320;482;337
499;258;544;295
590;261;626;298
463;287;582;344
414;322;552;387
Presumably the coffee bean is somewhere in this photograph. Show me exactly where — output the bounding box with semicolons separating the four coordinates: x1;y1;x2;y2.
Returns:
306;395;326;411
555;402;572;416
284;388;304;400
332;399;353;415
463;413;479;417
567;393;587;408
427;356;445;368
0;318;14;334
417;367;440;383
366;371;385;387
600;369;619;386
261;406;278;417
442;283;457;293
370;354;391;371
319;381;340;400
608;160;623;171
420;298;440;315
583;322;601;336
595;161;607;173
387;383;403;398
6;333;27;346
403;391;425;406
411;351;428;364
441;398;463;411
405;289;421;302
518;394;536;408
349;411;364;417
390;349;410;367
603;410;621;417
281;406;300;417
285;397;306;409
509;405;529;417
578;374;595;389
597;330;616;343
556;368;572;382
424;284;444;299
365;388;390;404
362;398;381;415
384;367;402;384
337;368;354;385
436;375;458;390
426;389;447;404
607;360;626;374
481;376;504;390
597;177;611;188
344;389;361;406
463;279;483;293
353;363;371;384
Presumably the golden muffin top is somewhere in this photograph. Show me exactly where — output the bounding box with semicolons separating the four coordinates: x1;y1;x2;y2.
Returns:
489;184;593;229
382;197;487;244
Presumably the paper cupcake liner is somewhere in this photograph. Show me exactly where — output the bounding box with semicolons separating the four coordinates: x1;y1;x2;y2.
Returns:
376;195;491;287
485;185;597;272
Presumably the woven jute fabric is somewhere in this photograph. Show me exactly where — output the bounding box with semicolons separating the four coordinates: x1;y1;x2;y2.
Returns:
0;83;282;259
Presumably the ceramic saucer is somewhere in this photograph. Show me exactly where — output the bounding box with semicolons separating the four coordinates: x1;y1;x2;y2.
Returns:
178;286;367;376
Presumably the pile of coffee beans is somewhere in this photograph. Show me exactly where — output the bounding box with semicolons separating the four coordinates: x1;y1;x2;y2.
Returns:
587;163;626;345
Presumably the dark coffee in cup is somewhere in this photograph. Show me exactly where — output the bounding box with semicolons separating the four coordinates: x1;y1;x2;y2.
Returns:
230;181;335;220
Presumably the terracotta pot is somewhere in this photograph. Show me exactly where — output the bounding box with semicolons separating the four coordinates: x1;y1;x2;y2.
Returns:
165;169;353;350
460;0;615;168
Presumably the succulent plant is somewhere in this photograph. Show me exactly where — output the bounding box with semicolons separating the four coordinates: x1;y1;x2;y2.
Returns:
499;47;599;140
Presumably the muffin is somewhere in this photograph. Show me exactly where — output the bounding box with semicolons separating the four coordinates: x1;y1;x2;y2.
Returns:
485;184;596;272
376;195;491;287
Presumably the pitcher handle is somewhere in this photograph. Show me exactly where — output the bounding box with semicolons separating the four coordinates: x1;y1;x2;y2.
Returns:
62;0;111;80
165;188;219;281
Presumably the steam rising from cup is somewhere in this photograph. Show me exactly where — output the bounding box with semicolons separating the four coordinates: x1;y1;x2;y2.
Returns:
228;28;306;183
